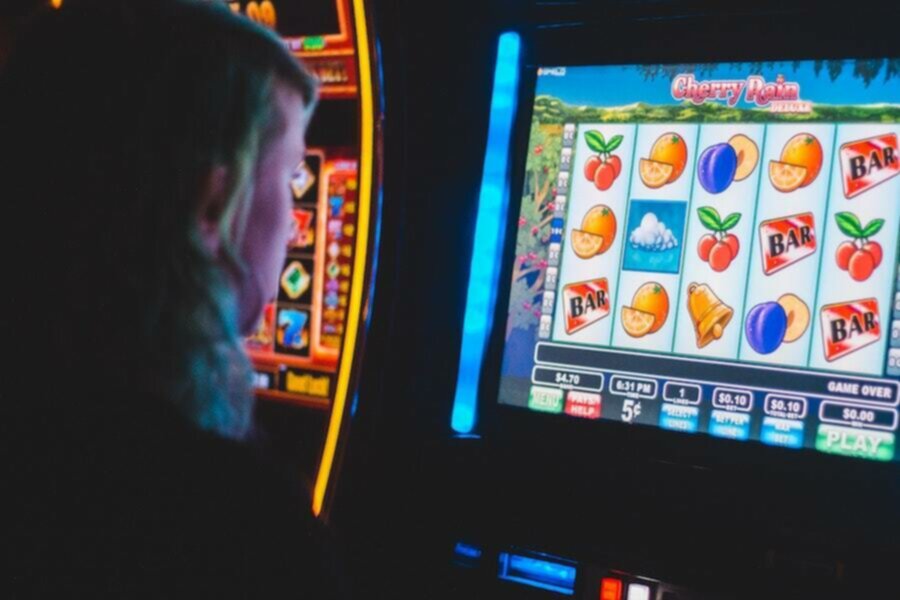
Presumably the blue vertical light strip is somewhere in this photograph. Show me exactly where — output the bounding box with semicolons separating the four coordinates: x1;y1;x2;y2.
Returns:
352;39;387;420
450;32;522;434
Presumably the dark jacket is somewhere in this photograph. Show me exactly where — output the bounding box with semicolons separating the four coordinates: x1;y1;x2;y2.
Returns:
9;394;343;598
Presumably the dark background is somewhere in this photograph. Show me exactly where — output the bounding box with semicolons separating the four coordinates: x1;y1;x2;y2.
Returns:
5;1;900;598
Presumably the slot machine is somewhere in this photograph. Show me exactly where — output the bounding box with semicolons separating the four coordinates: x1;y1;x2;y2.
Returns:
228;0;380;517
335;1;900;598
3;0;380;519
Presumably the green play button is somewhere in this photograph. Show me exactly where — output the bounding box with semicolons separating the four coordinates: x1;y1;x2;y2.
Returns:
816;425;894;461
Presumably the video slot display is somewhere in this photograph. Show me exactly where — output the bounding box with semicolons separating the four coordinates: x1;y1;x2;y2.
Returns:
498;59;900;462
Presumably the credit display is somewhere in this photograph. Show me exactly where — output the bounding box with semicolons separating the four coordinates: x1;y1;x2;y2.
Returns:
498;59;900;462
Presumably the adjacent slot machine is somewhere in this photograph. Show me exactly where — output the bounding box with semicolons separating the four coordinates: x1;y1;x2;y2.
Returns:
229;0;379;517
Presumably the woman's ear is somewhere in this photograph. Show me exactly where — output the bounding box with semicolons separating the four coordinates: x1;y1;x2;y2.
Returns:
197;165;230;256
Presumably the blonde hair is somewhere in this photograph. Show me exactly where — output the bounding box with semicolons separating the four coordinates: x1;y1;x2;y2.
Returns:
0;0;318;439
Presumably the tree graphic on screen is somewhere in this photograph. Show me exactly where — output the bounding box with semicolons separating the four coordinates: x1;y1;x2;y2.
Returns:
638;59;900;86
507;120;560;339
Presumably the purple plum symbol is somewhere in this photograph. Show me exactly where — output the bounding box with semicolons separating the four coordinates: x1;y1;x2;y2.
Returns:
698;142;738;194
745;301;787;354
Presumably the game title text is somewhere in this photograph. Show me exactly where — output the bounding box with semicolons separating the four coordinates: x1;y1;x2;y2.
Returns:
671;73;810;113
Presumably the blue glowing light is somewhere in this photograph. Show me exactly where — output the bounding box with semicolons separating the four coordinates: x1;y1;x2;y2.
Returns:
367;37;386;339
498;551;577;595
351;40;387;422
453;541;484;562
451;31;522;434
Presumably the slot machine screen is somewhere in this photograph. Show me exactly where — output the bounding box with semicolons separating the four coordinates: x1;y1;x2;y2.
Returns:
227;1;342;38
498;59;900;462
246;149;358;407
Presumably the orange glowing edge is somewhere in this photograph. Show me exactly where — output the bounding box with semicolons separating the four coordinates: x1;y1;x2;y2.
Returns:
312;0;374;517
290;0;353;56
318;85;359;100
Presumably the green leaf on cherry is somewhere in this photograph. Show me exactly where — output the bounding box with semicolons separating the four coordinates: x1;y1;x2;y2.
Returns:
835;212;864;238
606;135;624;153
585;130;606;153
719;212;741;231
697;206;723;231
862;218;884;239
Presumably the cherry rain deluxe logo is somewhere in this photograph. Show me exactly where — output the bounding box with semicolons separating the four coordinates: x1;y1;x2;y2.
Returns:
671;73;811;114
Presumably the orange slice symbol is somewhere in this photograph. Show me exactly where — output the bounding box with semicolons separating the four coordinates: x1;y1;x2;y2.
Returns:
621;307;656;338
571;230;604;259
769;161;808;193
639;159;674;189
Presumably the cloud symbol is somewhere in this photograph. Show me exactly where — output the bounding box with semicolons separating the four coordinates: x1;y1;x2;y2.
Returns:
630;212;678;251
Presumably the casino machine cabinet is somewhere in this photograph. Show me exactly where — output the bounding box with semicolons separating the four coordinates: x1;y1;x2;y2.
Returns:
228;0;380;518
335;2;900;599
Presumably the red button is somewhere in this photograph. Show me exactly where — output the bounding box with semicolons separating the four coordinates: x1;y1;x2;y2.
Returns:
565;391;602;419
600;577;623;600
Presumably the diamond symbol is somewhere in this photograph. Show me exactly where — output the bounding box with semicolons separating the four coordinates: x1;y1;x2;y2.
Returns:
290;160;316;201
326;261;340;279
280;261;310;300
328;242;340;258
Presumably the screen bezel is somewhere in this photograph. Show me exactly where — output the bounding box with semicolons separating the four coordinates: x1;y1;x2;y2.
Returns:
476;8;900;490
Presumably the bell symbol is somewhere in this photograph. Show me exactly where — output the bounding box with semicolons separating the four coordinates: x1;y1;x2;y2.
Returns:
687;283;733;348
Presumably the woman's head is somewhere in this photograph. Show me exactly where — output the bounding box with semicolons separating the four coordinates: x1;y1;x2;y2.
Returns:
0;0;317;438
226;81;311;335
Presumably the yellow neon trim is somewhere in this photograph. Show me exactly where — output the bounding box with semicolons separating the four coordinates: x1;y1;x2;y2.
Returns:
312;0;374;517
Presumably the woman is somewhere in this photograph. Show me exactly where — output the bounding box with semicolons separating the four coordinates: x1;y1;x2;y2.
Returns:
3;1;342;596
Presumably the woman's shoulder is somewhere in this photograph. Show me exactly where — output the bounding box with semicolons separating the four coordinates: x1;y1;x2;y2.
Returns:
13;399;344;598
186;426;347;598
